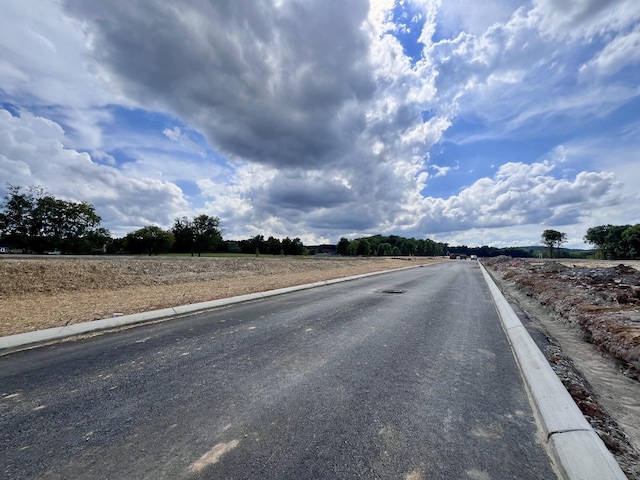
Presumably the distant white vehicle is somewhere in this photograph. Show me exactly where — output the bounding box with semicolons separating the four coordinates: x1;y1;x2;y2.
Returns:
470;255;478;260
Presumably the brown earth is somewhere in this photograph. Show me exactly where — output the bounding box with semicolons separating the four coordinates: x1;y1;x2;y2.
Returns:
482;256;640;379
483;256;640;479
0;255;445;337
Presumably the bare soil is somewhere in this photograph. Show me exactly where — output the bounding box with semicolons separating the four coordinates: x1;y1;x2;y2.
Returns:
483;257;640;379
483;257;640;479
0;255;444;337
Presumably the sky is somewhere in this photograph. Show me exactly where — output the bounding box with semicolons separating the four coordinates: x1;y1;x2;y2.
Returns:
1;0;639;248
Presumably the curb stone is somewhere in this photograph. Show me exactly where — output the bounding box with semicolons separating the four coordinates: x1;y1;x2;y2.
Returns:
0;264;421;355
479;262;626;480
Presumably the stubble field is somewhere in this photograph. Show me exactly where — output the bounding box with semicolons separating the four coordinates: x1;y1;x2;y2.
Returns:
0;255;444;337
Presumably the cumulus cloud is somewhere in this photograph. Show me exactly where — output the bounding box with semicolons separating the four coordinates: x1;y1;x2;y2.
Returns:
62;0;377;170
417;160;622;234
0;109;189;235
1;0;636;246
53;0;450;240
428;0;640;143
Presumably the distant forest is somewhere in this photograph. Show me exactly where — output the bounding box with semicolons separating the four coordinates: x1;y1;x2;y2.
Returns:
2;186;639;259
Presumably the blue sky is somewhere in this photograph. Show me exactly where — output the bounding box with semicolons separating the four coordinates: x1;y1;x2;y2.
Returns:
1;0;639;248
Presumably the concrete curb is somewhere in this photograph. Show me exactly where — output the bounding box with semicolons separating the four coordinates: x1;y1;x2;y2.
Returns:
0;264;422;355
479;262;626;480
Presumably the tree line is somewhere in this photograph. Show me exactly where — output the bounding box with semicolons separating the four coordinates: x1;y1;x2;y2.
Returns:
0;185;109;254
336;235;447;257
540;225;640;260
584;224;640;260
0;186;304;256
225;235;306;256
3;186;640;259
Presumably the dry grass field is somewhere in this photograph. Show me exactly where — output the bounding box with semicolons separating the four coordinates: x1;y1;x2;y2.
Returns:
0;255;446;336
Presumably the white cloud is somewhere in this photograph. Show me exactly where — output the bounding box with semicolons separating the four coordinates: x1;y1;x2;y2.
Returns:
429;1;640;144
163;127;182;142
417;160;622;235
0;0;130;149
435;0;522;37
580;27;640;78
532;0;640;41
0;0;637;247
0;109;189;236
429;164;452;178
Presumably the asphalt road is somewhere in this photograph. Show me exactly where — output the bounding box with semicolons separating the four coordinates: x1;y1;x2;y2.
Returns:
1;261;558;479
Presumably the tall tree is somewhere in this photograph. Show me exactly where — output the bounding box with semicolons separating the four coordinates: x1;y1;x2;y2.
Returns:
605;225;632;259
378;242;393;256
336;237;350;256
622;224;640;259
0;185;103;253
265;236;280;255
0;185;36;252
399;239;417;256
541;229;567;258
584;225;610;259
192;214;223;256
356;238;371;256
32;195;101;253
289;237;305;255
171;216;195;255
124;226;174;255
171;214;223;256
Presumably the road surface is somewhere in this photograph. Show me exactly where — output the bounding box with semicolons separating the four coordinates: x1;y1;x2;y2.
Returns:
1;261;557;479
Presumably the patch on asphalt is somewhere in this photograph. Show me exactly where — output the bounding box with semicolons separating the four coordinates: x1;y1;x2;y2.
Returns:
188;439;239;474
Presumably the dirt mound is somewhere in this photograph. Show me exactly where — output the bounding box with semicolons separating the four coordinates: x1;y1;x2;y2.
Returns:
483;257;640;379
484;257;640;478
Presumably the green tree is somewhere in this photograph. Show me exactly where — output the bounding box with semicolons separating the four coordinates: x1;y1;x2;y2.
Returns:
622;224;640;258
171;214;222;256
336;237;350;256
266;236;281;255
0;185;37;252
32;195;101;253
0;185;103;254
280;236;305;255
82;228;112;254
124;226;174;255
356;238;371;256
541;229;567;258
348;239;359;256
171;216;195;254
105;237;125;254
378;242;393;256
605;225;632;259
584;225;611;259
192;214;222;256
399;239;417;256
224;241;242;253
